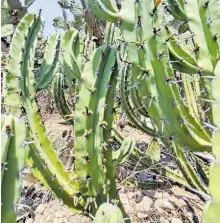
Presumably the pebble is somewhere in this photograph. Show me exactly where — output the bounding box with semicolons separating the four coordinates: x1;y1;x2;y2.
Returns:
25;218;33;223
171;217;183;223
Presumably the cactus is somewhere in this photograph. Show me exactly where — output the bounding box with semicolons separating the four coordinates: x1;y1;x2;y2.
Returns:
88;0;220;221
60;28;84;83
53;72;74;125
2;12;124;216
103;19;208;192
2;13;85;212
203;61;220;223
36;33;60;90
113;138;136;165
1;114;26;223
74;45;118;205
7;0;35;9
1;0;36;38
2;1;219;221
88;0;214;151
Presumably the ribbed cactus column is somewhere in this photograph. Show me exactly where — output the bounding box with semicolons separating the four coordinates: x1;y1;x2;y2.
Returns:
1;115;26;223
53;72;74;124
36;33;60;90
166;0;220;101
74;45;118;206
60;28;84;84
203;61;220;223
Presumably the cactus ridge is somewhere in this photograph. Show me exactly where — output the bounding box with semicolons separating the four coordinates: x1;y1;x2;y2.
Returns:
166;0;187;21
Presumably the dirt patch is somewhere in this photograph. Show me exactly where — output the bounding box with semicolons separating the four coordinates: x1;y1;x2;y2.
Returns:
18;177;204;223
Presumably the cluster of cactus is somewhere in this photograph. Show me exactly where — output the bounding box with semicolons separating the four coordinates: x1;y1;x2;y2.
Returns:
2;10;127;222
2;12;79;219
2;0;220;222
88;0;219;221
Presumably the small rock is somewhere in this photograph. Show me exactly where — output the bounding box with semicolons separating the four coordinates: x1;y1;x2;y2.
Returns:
143;190;169;199
36;204;46;214
142;197;153;212
154;198;163;210
127;192;134;200
81;216;91;223
53;218;63;223
153;198;174;210
55;211;64;218
25;218;33;223
119;193;129;205
46;215;54;222
160;217;170;223
135;196;153;212
163;200;175;210
123;204;133;214
186;211;194;219
69;215;88;223
137;212;148;219
134;191;143;203
171;218;183;223
153;199;166;215
169;196;186;208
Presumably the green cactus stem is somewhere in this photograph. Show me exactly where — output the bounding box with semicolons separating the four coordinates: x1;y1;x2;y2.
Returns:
1;115;26;223
53;72;74;125
113;137;136;165
119;60;157;136
60;28;84;83
203;61;220;223
36;33;60;90
74;45;118;204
